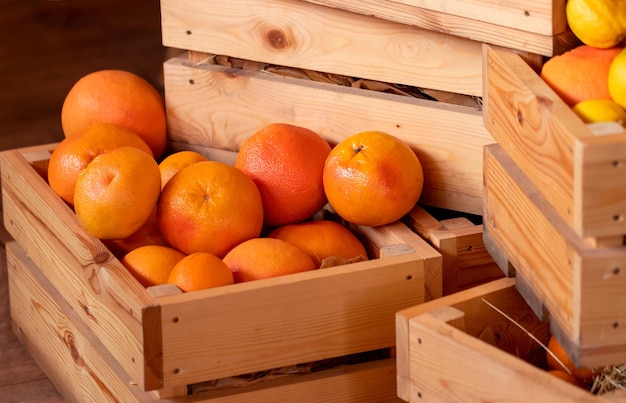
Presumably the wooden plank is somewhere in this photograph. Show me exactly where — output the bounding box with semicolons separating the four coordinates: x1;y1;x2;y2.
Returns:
164;54;494;215
154;253;422;388
350;221;442;301
403;205;503;295
407;304;594;402
161;0;486;96
6;242;153;402
0;148;161;391
301;0;576;56
395;277;515;401
483;144;626;368
483;44;626;238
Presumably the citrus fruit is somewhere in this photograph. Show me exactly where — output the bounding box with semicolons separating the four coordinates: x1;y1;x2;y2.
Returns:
572;99;626;125
223;237;316;283
609;46;626;109
159;150;208;190
566;0;626;49
104;207;169;259
157;161;263;257
61;69;167;158
235;123;332;227
168;252;234;292
546;335;596;385
74;146;161;240
121;245;186;288
266;220;368;268
48;122;153;205
323;131;424;227
540;45;623;107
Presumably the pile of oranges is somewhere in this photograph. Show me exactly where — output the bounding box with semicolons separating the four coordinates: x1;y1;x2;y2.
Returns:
50;69;424;293
540;0;626;128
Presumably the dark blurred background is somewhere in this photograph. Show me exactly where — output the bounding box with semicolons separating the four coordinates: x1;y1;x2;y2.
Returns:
0;0;172;150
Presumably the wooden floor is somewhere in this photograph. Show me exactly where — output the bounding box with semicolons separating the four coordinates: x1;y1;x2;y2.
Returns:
0;1;169;401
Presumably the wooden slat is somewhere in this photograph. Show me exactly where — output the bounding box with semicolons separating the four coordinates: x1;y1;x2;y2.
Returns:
7;242;152;402
406;292;595;402
395;277;515;401
483;144;626;368
483;44;626;239
161;0;486;96
164;54;494;215
349;221;443;301
154;253;422;388
302;0;576;56
0;148;161;391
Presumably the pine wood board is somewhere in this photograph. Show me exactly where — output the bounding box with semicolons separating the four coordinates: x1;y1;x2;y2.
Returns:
483;144;626;368
301;0;576;56
161;0;486;96
164;53;494;216
483;44;626;239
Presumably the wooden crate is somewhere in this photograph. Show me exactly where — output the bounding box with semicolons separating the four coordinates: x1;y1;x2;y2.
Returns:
396;277;626;402
1;143;437;400
483;143;626;369
298;0;577;57
403;205;504;296
483;44;626;241
164;51;493;216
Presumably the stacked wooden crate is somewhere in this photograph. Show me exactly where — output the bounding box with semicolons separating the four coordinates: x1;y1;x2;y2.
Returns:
2;0;590;402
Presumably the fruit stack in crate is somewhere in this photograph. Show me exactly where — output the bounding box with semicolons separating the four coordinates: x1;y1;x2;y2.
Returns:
2;1;586;402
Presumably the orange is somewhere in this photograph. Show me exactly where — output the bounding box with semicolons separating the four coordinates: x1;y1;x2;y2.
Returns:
223;237;316;283
266;220;368;268
121;245;186;288
546;370;588;389
323;131;424;227
103;207;169;259
48;122;153;205
168;252;234;292
61;69;167;158
74;146;161;240
159;150;208;190
157;161;263;257
546;335;596;385
540;45;623;107
566;0;626;49
609;46;626;109
235;123;332;227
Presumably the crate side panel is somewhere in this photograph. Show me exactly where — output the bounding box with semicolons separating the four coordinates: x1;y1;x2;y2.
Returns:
484;145;626;363
157;254;422;387
301;0;573;56
484;45;626;238
161;0;484;96
7;242;152;403
164;57;493;215
407;306;593;401
0;149;159;390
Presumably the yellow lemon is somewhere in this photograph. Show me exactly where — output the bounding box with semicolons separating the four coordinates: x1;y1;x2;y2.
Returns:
609;47;626;109
572;99;626;126
566;0;626;49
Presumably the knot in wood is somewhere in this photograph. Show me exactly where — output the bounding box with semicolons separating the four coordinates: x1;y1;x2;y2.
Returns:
266;28;290;50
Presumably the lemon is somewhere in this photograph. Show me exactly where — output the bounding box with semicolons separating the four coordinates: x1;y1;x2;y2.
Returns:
572;99;626;126
566;0;626;49
609;47;626;109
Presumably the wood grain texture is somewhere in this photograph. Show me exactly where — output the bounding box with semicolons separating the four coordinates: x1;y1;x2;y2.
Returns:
483;45;626;239
406;287;597;402
161;0;486;96
164;54;494;215
301;0;577;56
483;144;626;368
0;147;160;391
